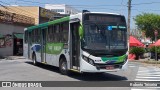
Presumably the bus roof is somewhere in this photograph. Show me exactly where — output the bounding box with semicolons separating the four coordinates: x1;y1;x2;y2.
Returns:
90;12;121;15
83;12;121;16
26;12;124;32
26;16;69;32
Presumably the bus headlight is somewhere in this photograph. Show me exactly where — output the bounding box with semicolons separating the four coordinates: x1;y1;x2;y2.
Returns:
88;59;94;66
82;55;95;66
82;55;88;61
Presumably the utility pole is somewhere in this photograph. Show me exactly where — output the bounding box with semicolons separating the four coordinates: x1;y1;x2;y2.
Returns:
128;0;132;53
127;0;132;36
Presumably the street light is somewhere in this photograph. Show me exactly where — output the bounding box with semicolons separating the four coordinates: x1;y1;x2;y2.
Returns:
154;30;158;61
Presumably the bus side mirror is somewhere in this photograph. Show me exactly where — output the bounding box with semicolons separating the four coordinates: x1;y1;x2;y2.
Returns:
79;25;84;39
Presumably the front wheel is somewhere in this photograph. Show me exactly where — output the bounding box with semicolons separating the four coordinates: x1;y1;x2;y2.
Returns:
59;58;69;75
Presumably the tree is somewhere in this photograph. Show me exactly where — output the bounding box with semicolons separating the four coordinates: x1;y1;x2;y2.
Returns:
134;13;160;41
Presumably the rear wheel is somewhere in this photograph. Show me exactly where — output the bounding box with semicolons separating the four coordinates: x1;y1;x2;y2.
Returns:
59;58;69;75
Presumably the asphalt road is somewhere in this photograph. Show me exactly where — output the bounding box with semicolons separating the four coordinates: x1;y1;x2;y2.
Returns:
0;59;140;90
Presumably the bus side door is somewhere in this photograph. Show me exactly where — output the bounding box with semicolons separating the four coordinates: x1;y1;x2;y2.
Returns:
69;19;80;70
41;27;47;63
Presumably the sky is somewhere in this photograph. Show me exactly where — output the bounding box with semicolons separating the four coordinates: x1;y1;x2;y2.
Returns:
0;0;160;29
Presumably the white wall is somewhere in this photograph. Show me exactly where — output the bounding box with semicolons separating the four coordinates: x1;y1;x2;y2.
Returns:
45;4;80;15
0;23;25;56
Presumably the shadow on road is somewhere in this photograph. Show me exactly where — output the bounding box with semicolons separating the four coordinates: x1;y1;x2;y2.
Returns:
70;72;127;81
25;61;128;81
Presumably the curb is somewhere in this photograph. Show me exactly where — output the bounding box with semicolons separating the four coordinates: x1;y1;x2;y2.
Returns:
5;56;26;60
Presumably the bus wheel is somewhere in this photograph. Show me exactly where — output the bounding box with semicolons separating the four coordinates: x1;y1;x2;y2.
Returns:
32;54;37;65
59;58;69;75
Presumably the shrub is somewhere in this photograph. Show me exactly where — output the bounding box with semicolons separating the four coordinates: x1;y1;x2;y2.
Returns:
150;46;160;53
130;47;145;55
130;47;145;60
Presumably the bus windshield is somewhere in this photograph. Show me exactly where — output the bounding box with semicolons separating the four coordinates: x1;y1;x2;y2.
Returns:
82;14;127;56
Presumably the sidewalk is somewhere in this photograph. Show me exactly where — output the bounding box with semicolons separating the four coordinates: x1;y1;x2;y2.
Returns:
0;56;26;60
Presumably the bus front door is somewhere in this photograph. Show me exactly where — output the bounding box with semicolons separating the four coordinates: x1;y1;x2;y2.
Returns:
41;28;47;63
70;20;80;70
28;32;32;59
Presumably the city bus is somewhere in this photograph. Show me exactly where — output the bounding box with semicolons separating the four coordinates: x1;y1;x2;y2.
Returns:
24;11;128;75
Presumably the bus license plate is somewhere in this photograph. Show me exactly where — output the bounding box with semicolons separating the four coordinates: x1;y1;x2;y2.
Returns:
106;66;114;70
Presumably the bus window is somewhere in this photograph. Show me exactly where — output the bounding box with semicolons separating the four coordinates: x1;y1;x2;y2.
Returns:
54;24;60;42
31;30;34;43
48;25;54;42
35;29;40;43
62;21;69;43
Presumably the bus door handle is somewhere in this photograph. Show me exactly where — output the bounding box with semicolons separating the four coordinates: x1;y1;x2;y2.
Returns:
64;43;68;49
64;43;68;45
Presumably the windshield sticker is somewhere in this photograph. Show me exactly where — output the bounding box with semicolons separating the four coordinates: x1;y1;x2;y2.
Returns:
107;26;112;30
112;26;118;28
108;26;126;30
119;26;126;29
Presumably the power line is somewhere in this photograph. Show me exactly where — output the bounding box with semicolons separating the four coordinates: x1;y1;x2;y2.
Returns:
6;0;128;13
132;8;160;13
0;3;7;9
120;0;124;14
0;1;21;14
71;6;126;11
12;0;128;7
1;0;128;12
0;0;38;17
16;0;48;5
70;4;127;7
132;2;160;5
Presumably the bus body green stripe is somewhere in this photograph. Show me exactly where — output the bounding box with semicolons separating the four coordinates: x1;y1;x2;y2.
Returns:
48;16;69;25
27;16;70;32
101;55;127;63
46;43;64;55
27;23;48;31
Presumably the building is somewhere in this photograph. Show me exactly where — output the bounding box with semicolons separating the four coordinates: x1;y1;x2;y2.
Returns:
0;6;61;56
45;4;80;15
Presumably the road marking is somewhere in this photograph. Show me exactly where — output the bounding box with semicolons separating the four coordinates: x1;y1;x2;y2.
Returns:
139;66;160;70
137;74;160;76
137;72;160;74
135;66;160;80
136;76;160;79
132;66;160;90
131;89;160;90
135;79;160;81
129;66;136;67
138;68;160;70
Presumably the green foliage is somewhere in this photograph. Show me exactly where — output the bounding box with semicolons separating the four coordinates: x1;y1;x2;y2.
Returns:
130;47;145;55
134;13;160;40
150;46;160;53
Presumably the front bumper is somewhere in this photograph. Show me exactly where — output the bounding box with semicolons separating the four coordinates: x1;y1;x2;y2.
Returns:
80;59;128;73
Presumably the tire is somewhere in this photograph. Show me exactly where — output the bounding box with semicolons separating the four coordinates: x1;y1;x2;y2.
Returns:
32;53;37;65
59;58;69;75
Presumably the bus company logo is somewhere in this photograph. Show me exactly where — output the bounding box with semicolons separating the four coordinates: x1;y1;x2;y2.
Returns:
2;82;11;87
54;46;61;51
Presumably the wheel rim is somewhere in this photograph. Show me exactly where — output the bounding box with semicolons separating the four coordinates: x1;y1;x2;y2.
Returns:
61;61;67;71
33;56;36;64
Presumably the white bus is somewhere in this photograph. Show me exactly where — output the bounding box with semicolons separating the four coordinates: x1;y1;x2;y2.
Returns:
24;11;128;75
